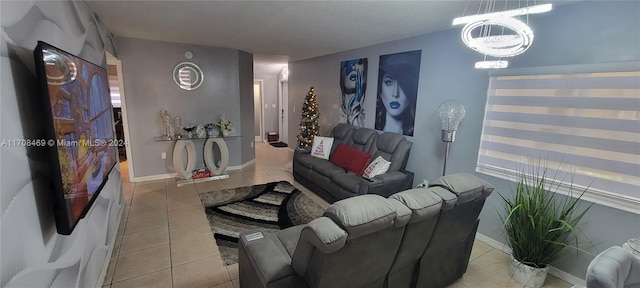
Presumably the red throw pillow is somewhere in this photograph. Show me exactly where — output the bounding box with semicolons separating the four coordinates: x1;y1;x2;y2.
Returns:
346;149;372;175
329;143;350;169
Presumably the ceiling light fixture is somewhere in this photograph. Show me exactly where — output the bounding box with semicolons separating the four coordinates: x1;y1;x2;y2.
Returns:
453;2;552;69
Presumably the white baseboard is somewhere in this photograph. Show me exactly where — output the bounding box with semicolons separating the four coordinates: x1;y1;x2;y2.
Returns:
132;173;176;182
475;233;586;286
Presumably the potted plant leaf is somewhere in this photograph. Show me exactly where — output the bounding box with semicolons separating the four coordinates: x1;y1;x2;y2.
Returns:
499;159;591;288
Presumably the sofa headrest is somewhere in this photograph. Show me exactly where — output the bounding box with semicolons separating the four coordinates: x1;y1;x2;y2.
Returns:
390;188;443;223
323;194;398;240
351;128;377;149
431;173;494;206
377;132;404;153
332;123;354;141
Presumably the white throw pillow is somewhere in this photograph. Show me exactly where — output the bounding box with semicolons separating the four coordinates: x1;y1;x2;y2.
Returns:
310;136;334;160
362;156;391;179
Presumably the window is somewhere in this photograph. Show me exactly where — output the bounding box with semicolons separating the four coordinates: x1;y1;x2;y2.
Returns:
476;62;640;213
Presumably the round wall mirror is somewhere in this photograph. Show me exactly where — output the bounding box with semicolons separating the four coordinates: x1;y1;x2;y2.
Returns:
173;61;204;90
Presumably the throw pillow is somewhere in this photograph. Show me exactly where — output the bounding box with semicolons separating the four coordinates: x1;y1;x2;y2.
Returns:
310;136;334;160
346;150;372;175
329;143;351;169
362;156;391;179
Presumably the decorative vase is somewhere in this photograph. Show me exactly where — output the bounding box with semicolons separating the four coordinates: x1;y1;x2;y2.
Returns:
508;257;549;288
222;129;229;137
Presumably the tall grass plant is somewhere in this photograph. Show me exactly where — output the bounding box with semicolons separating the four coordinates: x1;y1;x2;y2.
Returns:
499;159;592;268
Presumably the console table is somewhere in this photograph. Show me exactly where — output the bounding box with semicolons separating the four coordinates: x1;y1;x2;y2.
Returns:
154;135;241;185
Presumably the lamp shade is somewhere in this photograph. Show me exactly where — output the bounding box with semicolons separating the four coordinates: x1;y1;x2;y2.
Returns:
437;100;466;142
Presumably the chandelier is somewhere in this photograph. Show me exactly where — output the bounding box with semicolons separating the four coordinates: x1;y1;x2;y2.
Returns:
453;2;552;69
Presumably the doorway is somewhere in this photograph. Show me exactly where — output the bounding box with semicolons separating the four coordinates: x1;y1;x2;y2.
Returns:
106;52;134;180
253;80;264;143
278;80;288;145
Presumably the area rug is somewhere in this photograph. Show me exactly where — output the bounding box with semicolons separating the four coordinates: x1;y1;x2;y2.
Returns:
269;141;288;148
198;181;325;265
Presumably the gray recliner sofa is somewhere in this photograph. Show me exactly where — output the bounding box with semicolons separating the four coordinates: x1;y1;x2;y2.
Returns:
293;123;414;203
238;173;494;288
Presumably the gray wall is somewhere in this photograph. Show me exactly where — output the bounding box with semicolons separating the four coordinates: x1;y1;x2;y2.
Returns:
1;1;123;287
115;37;248;178
255;73;279;137
238;50;255;164
288;1;640;279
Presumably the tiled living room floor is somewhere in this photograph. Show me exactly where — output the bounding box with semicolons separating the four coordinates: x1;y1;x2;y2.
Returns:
103;142;573;288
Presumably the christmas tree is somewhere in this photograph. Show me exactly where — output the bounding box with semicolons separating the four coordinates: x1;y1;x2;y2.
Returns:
297;87;319;149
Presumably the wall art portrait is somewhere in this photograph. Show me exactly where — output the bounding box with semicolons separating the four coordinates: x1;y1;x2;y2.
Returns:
339;58;368;127
375;50;421;136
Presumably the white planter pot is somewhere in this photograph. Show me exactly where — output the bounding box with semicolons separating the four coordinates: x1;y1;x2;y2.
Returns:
508;257;549;288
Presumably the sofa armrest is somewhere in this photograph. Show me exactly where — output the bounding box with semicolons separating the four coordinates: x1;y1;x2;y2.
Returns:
294;148;311;156
358;170;414;197
239;231;296;288
291;217;347;278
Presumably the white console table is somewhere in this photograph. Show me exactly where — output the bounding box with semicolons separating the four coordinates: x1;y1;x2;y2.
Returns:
155;135;240;186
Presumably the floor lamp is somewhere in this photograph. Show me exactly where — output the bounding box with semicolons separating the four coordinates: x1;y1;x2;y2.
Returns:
437;100;466;176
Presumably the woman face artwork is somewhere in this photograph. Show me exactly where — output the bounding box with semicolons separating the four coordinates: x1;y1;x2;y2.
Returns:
340;58;368;125
379;73;409;117
375;50;421;136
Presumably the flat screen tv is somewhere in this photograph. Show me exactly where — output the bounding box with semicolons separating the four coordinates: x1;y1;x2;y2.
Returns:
33;41;118;235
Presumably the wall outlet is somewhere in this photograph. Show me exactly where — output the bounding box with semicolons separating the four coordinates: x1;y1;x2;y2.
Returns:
271;103;276;108
416;179;429;188
251;141;254;148
161;152;166;159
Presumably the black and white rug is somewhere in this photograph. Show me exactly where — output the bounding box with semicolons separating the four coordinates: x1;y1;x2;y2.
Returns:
269;141;288;148
198;181;324;265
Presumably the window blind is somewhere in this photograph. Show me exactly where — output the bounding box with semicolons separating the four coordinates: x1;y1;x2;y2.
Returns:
477;67;640;213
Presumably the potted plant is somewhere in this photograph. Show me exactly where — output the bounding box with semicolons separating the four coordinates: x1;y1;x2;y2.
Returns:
499;159;591;288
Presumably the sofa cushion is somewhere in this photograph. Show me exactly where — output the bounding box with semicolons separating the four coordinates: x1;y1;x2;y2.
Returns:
362;156;391;179
332;173;363;195
330;123;355;154
311;136;334;159
324;194;397;240
371;132;412;172
329;143;351;169
295;152;317;169
347;128;378;153
346;150;371;175
314;159;347;177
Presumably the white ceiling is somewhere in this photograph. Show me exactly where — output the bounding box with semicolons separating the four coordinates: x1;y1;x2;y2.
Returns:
88;0;561;75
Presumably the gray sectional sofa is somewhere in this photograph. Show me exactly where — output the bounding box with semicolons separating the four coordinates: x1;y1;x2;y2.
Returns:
293;123;414;203
238;173;495;288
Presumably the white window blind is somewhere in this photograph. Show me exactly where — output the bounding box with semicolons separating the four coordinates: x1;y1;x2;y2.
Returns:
476;64;640;213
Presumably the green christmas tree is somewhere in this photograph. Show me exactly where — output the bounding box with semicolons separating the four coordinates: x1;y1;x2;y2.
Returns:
297;87;319;149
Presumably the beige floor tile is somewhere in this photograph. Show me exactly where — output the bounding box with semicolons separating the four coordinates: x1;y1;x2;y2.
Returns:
131;191;166;205
232;279;239;288
171;234;220;266
459;261;523;288
168;206;206;226
169;218;213;242
221;175;250;189
113;245;171;283
212;281;234;288
122;205;130;219
167;194;203;211
112;235;123;256
103;256;118;285
117;218;127;236
111;269;172;288
227;263;238;280
125;211;168;234
447;281;469;288
470;239;494;261
544;274;573;288
120;227;169;255
473;249;512;276
128;198;167;217
172;256;230;288
241;168;270;179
